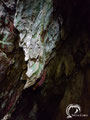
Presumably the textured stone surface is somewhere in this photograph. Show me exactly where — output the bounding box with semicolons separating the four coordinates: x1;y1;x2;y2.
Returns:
0;0;60;119
10;0;90;120
14;0;60;89
0;0;25;119
0;0;90;120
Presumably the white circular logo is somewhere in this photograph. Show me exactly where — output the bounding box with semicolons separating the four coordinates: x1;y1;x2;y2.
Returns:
66;104;81;119
66;104;88;119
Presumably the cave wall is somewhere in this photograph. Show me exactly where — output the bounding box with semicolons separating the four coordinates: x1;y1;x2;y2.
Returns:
0;0;90;120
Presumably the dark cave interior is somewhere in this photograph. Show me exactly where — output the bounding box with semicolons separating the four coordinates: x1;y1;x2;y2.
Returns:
0;0;90;120
10;0;90;120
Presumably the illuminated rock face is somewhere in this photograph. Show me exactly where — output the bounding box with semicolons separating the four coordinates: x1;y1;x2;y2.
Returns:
0;0;60;118
14;0;60;89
